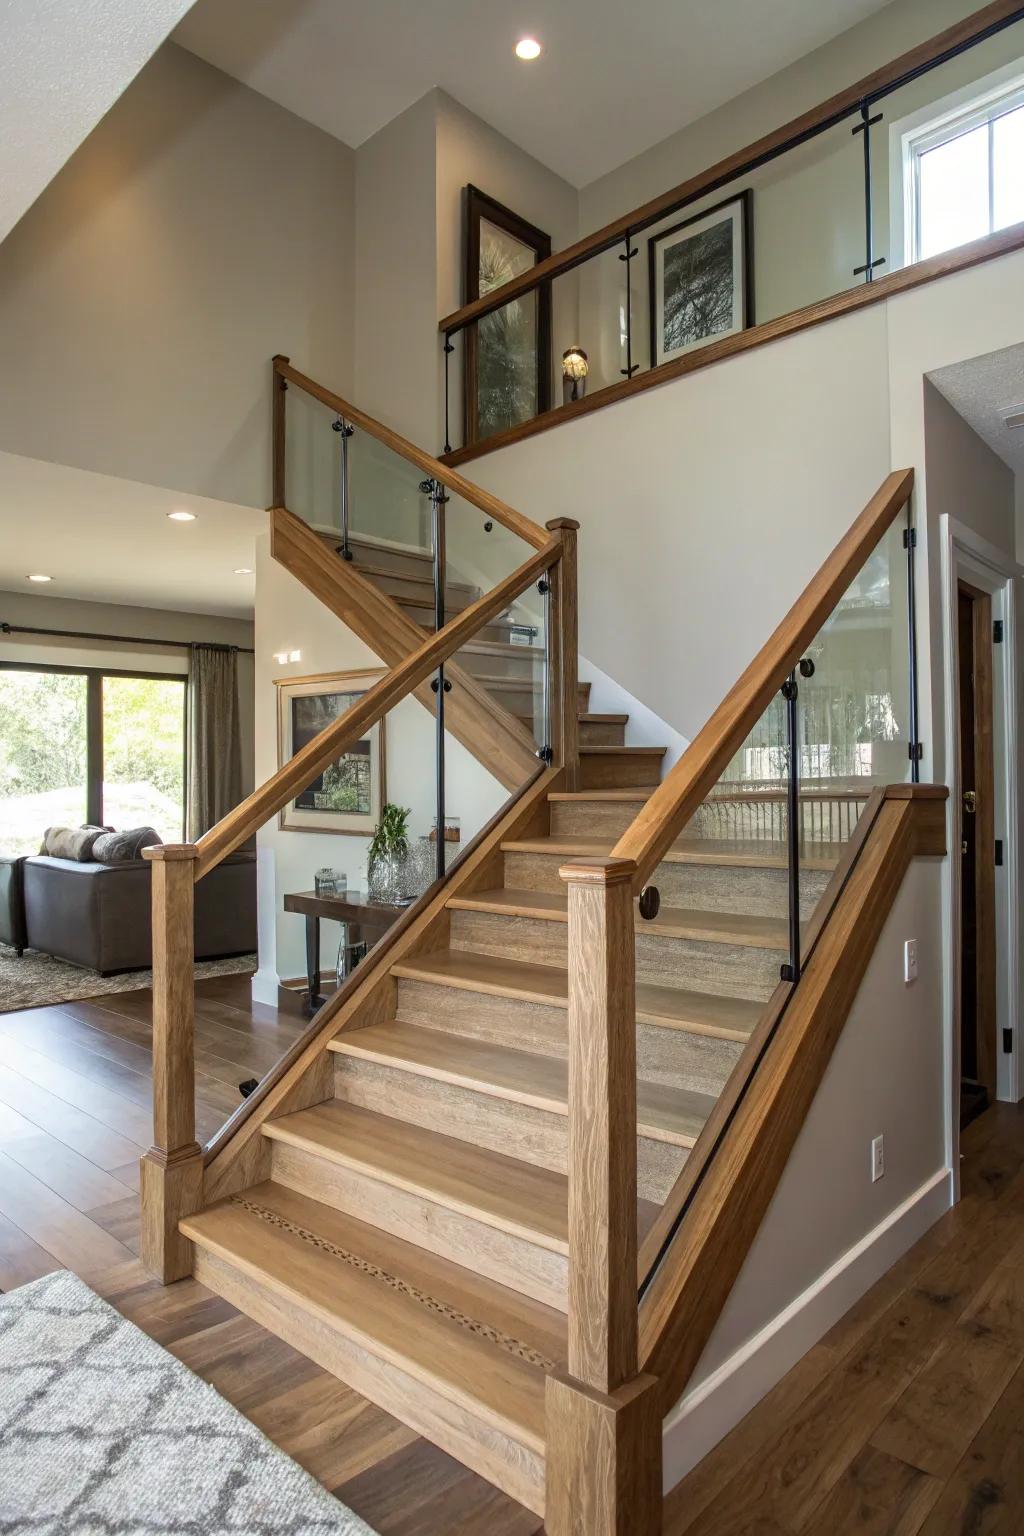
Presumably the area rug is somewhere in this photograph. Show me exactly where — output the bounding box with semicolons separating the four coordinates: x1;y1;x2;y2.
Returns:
0;1270;377;1534
0;943;257;1014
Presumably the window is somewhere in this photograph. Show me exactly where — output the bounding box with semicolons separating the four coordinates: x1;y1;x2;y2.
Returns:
0;665;186;856
904;77;1024;264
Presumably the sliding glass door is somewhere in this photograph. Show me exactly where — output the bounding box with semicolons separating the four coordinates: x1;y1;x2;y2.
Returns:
0;669;90;856
0;664;186;856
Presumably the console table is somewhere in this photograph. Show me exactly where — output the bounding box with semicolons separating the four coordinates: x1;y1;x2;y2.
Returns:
283;889;403;1009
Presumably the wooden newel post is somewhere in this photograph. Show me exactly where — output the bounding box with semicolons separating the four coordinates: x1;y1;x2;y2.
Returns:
545;857;662;1536
546;518;580;790
140;844;203;1284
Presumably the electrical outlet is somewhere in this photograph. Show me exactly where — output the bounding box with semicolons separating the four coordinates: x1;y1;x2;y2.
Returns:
871;1134;885;1183
904;939;918;984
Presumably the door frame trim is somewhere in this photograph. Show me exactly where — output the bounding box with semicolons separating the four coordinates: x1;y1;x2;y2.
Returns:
940;515;1022;1145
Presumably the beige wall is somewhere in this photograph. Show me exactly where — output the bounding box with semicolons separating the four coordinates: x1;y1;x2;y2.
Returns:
923;382;1017;559
0;42;355;511
0;588;255;796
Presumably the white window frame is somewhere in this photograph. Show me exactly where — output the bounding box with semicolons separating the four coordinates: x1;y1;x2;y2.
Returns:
889;56;1024;270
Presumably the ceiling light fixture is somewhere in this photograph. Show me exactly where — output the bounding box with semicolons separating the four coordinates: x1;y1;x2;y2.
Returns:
515;37;542;60
1004;407;1024;429
27;573;53;583
167;510;197;522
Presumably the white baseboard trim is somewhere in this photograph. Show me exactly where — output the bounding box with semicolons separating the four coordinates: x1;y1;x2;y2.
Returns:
249;967;282;1007
661;1166;954;1492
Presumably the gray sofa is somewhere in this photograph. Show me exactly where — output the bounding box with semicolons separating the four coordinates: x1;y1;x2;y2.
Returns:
0;850;256;974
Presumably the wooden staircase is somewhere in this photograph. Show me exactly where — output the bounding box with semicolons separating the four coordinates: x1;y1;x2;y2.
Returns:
173;682;848;1517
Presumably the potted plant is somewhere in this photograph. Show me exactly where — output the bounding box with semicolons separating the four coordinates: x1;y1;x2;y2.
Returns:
366;803;412;902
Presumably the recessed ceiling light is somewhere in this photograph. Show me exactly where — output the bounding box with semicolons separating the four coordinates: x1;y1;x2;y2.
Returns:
1004;407;1024;429
515;36;542;60
233;567;254;575
167;509;196;522
27;573;53;583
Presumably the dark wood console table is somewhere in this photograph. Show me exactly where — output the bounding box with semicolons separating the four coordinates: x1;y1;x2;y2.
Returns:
283;889;403;1009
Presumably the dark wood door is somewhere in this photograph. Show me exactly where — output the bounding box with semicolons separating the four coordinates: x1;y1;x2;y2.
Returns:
958;582;997;1118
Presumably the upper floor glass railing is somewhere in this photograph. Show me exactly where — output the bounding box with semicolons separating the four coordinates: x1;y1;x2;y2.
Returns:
439;4;1024;459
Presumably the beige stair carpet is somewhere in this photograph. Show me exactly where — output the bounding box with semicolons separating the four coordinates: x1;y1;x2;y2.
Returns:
0;1270;377;1534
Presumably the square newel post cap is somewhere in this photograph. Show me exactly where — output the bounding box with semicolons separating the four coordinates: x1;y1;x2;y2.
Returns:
546;517;581;532
559;855;637;888
143;844;200;862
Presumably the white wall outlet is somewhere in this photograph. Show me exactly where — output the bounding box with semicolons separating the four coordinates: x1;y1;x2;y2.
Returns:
904;938;918;984
871;1134;885;1183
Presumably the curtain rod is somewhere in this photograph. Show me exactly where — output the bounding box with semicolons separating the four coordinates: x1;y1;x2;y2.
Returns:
0;622;254;655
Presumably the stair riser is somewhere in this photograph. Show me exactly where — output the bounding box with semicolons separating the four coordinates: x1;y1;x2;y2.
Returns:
415;616;518;645
394;978;743;1095
580;754;662;790
366;570;477;606
191;1246;546;1516
450;910;780;1001
550;798;655;839
578;720;626;747
471;684;540;716
332;1060;687;1204
348;537;432;579
504;848;828;918
269;1138;568;1313
577;684;591;712
459;649;542;682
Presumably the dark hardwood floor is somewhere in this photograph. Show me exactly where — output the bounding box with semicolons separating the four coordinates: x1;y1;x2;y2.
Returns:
2;975;1024;1534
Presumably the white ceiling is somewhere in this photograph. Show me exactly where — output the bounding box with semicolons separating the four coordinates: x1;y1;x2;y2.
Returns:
173;0;893;188
0;452;263;619
929;344;1024;479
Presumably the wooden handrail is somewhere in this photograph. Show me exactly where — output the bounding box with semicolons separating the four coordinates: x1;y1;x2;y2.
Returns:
439;0;1024;336
611;468;914;891
273;357;549;551
193;536;560;879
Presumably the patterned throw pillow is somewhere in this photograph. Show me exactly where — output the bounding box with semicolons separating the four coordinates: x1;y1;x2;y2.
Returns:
40;825;108;862
91;827;163;865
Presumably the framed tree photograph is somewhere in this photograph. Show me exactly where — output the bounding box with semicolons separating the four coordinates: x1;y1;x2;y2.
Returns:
648;190;754;368
463;185;552;445
275;668;385;835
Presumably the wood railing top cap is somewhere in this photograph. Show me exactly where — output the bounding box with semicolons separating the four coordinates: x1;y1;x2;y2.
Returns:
559;856;638;886
144;844;200;861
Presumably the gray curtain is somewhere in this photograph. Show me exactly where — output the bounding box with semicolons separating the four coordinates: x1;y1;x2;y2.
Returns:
186;645;242;841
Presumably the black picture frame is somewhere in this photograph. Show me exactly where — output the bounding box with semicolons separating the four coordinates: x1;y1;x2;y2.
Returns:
463;184;552;445
647;190;755;370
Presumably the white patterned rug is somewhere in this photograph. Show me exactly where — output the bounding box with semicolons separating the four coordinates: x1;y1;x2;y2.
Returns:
0;1270;377;1535
0;944;257;1014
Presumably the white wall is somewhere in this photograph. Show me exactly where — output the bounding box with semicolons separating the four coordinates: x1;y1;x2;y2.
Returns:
0;0;196;244
252;535;506;996
665;856;950;1482
0;42;355;511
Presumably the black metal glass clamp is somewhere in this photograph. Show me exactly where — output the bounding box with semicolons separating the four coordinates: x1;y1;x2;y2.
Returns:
331;418;355;561
852;103;887;282
421;478;452;879
618;231;640;379
639;886;661;921
778;658;814;985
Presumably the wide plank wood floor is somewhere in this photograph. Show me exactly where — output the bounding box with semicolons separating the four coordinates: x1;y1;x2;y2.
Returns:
4;973;1024;1534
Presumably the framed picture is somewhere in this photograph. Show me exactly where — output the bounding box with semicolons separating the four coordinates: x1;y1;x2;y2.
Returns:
463;185;552;445
648;191;754;368
275;668;385;836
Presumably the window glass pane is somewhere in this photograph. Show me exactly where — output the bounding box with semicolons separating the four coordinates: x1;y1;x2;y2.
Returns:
994;104;1024;230
918;122;990;259
102;676;185;841
0;669;88;855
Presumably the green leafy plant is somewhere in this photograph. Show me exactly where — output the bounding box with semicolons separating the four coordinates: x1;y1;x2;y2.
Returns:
367;802;411;876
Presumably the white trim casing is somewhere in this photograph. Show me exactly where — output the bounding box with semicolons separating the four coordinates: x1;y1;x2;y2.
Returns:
661;1169;953;1493
939;515;1023;1122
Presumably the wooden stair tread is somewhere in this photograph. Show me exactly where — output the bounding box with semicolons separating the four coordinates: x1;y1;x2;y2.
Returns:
354;561;478;597
448;887;792;949
263;1100;571;1253
330;1020;714;1147
460;639;544;659
579;745;665;757
502;832;839;872
181;1180;555;1452
578;713;629;724
393;950;761;1041
548;790;651;802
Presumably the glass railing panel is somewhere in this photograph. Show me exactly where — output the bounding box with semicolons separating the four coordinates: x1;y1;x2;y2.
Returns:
440;485;547;621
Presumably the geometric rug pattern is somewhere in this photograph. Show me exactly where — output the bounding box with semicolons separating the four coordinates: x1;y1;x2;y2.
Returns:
0;1270;377;1534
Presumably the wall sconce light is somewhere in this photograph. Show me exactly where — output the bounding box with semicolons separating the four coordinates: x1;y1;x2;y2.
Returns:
562;346;589;405
274;650;302;665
